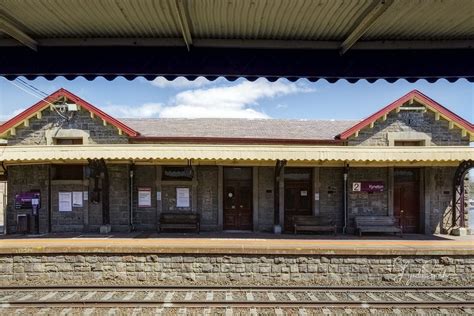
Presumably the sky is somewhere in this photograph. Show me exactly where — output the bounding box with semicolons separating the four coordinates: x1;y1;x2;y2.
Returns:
0;76;472;123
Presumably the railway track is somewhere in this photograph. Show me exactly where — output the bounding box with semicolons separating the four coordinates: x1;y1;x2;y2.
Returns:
1;285;473;314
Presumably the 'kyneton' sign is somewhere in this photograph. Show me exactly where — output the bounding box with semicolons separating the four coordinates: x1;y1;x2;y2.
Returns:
352;181;384;192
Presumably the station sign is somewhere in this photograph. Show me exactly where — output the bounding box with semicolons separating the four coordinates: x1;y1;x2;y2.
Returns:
352;181;384;192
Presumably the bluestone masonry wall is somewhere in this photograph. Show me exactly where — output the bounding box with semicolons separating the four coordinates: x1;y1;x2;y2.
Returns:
349;104;469;146
7;107;128;145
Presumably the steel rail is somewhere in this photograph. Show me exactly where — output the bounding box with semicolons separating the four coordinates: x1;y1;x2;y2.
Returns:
0;285;472;291
1;300;473;309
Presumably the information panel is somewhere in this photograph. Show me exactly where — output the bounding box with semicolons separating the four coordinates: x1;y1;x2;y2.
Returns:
176;188;190;208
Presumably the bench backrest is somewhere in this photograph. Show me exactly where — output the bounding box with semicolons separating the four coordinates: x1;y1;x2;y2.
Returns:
293;215;333;226
160;213;199;224
355;216;397;227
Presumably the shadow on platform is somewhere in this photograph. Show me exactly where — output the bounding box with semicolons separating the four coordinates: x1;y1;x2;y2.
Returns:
0;231;462;241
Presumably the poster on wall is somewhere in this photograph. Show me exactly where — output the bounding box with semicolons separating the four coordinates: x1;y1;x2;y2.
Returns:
176;188;190;208
138;187;152;207
59;192;72;212
72;192;83;207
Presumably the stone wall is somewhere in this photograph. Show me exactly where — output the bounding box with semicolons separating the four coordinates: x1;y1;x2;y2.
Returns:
0;253;471;286
6;165;49;234
108;165;130;232
349;106;469;146
6;107;128;145
4;163;466;234
426;167;457;234
51;181;87;232
319;168;344;230
348;168;389;230
133;166;157;231
258;167;274;232
5;163;131;234
0;181;6;232
197;166;218;229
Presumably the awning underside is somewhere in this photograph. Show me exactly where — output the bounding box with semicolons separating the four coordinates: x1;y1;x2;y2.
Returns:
1;145;472;164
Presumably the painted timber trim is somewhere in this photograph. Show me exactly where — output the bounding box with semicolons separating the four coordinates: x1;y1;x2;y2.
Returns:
336;90;474;140
0;88;139;137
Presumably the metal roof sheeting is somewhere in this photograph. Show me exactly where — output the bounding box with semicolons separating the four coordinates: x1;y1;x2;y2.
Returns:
1;145;472;163
1;0;472;41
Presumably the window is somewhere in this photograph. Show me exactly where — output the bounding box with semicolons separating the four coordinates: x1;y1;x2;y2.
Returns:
162;166;193;181
54;138;83;145
394;140;424;146
52;165;84;180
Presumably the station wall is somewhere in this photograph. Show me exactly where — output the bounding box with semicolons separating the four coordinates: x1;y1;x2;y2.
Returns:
3;163;466;235
348;104;469;146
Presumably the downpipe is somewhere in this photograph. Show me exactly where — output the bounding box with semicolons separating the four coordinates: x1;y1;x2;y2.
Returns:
343;164;349;234
129;163;135;232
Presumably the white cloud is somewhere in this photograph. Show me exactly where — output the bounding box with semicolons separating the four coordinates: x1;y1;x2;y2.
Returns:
276;103;288;109
160;79;311;119
150;77;213;89
105;79;312;119
0;108;25;121
101;102;163;118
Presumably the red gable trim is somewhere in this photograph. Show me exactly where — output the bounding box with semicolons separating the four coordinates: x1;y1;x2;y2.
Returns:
0;88;139;137
337;90;474;140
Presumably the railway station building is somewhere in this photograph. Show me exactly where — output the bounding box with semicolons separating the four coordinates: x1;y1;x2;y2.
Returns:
0;88;472;235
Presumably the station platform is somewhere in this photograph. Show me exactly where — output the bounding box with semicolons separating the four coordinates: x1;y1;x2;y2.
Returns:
0;232;472;256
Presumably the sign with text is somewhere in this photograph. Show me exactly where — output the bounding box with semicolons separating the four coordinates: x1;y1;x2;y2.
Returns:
176;187;190;208
352;181;384;192
15;191;41;209
59;192;72;212
138;187;152;207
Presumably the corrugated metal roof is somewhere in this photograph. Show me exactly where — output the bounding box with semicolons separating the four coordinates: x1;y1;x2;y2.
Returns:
121;118;359;140
0;0;181;38
1;144;472;163
188;0;375;40
1;0;472;41
363;0;474;40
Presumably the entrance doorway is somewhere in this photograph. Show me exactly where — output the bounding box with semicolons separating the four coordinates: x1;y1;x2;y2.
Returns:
284;168;312;232
223;167;253;230
394;168;420;233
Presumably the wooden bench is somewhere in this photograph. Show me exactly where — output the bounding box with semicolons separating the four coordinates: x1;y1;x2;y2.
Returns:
355;216;402;237
159;213;200;233
293;215;337;235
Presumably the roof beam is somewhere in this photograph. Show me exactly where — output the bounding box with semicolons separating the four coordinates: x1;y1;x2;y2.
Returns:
0;38;473;50
174;0;193;51
340;0;394;55
0;10;37;51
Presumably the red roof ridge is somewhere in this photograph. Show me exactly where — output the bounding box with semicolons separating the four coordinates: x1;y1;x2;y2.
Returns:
0;88;139;137
337;90;474;140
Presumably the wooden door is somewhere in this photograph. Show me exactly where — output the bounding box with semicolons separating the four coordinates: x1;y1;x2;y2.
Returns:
394;169;420;233
223;168;253;230
284;181;312;232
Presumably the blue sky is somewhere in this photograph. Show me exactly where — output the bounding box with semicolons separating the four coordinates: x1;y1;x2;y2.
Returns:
0;77;472;122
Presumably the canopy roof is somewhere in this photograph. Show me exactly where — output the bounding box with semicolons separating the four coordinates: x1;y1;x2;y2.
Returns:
1;145;472;165
0;0;472;81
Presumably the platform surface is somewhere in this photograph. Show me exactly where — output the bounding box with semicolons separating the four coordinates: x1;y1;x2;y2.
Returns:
0;233;472;255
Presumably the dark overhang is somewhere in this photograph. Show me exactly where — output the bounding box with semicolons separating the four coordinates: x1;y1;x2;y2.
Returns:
1;46;473;82
0;0;473;82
